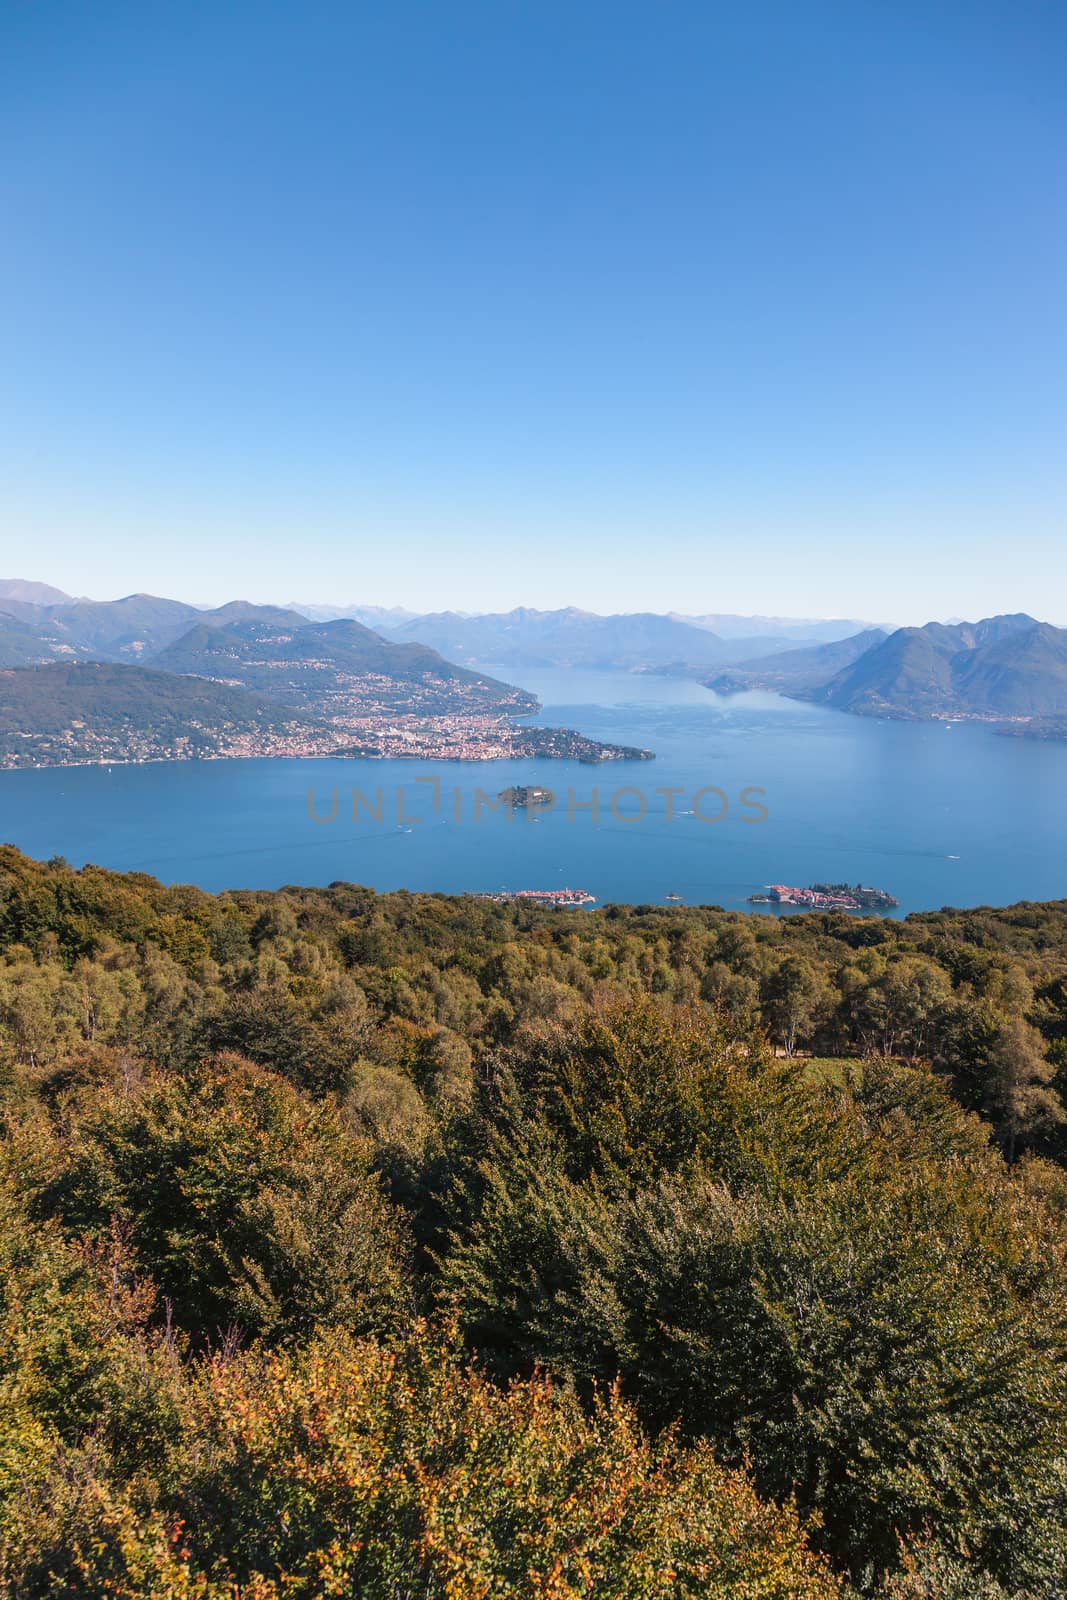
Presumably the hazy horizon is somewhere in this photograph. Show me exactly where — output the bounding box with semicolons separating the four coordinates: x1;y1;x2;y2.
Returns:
6;574;1067;634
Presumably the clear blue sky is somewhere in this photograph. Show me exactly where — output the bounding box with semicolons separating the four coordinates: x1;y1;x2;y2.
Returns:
2;0;1065;622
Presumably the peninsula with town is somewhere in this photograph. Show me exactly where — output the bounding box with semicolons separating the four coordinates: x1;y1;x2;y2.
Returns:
0;595;654;769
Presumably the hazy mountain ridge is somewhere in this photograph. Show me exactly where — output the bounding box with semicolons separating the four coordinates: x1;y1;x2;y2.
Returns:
291;604;883;646
287;602;423;627
672;611;884;642
0;579;76;607
379;606;795;669
707;629;891;694
0;585;901;678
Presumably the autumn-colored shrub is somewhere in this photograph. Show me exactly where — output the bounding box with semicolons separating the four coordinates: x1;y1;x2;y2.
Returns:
3;1327;843;1600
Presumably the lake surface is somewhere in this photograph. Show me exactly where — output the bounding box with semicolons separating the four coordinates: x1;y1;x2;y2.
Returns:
1;667;1065;916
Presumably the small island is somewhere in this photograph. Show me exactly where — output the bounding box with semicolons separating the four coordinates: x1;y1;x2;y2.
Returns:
498;785;555;809
750;882;899;911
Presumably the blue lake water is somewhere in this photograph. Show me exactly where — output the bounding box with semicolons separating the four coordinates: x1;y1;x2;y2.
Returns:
1;667;1065;916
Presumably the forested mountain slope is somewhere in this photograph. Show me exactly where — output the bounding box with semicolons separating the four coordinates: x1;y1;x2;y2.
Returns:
152;614;533;716
810;613;1067;717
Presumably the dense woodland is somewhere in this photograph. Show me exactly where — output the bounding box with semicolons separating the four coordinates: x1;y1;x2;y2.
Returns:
1;844;1066;1596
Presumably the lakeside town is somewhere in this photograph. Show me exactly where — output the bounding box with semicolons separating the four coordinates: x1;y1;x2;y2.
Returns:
0;711;654;770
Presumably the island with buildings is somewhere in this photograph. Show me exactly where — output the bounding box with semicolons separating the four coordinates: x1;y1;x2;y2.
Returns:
749;883;899;911
496;785;556;809
473;887;597;909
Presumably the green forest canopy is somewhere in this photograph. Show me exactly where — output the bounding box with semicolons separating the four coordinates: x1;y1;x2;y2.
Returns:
0;845;1065;1597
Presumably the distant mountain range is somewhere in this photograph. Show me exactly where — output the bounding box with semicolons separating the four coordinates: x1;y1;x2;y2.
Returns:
670;611;882;643
381;607;739;669
708;613;1067;721
285;602;881;647
287;602;423;628
4;582;1067;734
0;587;888;680
0;584;885;673
0;590;528;714
374;606;846;670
